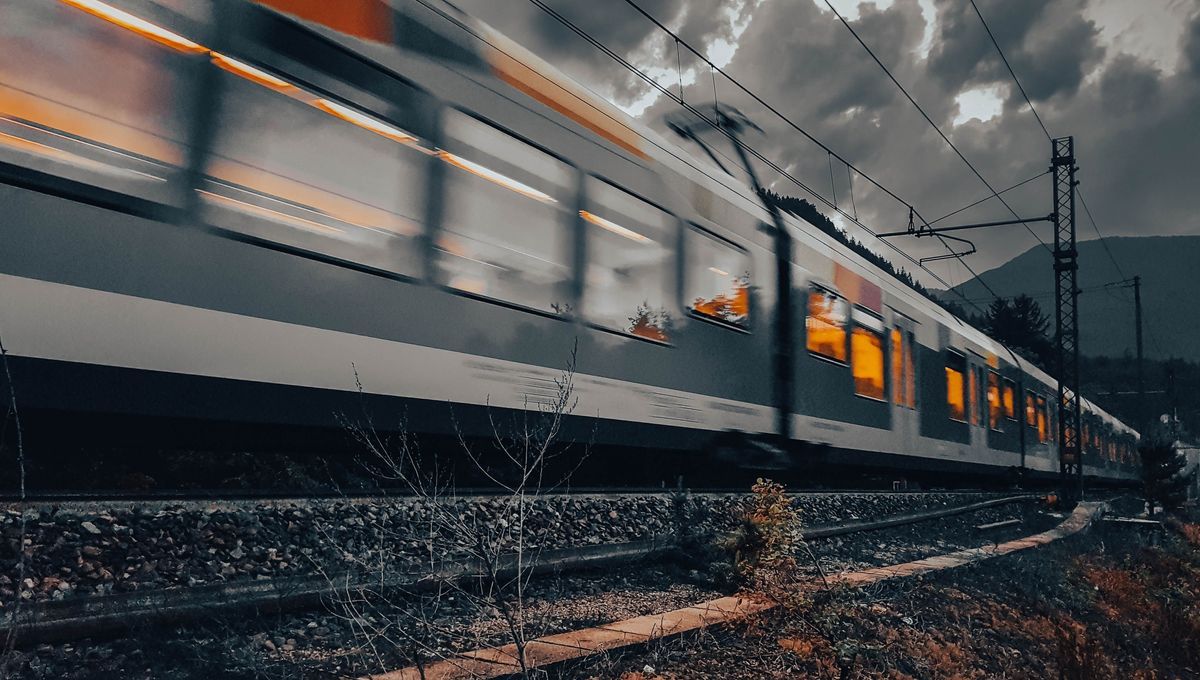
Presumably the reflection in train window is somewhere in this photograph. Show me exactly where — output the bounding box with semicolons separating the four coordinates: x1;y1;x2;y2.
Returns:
851;309;885;399
946;352;966;422
988;370;1002;430
685;226;750;328
437;110;574;311
1002;378;1016;419
583;178;674;341
203;56;426;275
0;0;190;202
1026;390;1037;428
807;288;847;362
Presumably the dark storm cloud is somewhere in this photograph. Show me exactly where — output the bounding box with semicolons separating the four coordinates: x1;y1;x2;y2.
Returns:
928;0;1106;105
1099;55;1162;116
448;0;1200;278
1186;7;1200;76
451;0;737;105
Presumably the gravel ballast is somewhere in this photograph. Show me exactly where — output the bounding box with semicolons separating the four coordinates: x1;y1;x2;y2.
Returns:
0;492;1013;605
0;499;1064;679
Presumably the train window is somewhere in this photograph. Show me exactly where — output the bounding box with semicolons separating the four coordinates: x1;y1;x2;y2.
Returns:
851;309;885;400
204;57;426;275
987;370;1002;430
1025;390;1038;428
1037;396;1049;442
685;226;750;328
945;352;966;422
0;1;190;202
583;178;674;341
1002;379;1016;420
806;288;848;362
437;110;574;311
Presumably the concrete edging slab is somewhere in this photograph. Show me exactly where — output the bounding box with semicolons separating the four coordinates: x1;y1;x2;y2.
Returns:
371;501;1106;680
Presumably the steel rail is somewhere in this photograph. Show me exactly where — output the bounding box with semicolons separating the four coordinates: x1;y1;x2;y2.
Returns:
0;494;1041;646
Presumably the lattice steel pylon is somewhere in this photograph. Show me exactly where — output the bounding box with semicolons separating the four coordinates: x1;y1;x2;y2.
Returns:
1052;136;1083;499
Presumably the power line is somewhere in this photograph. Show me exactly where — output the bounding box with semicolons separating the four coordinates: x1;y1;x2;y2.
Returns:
968;0;1052;141
612;0;1005;308
929;170;1049;225
617;0;925;219
522;0;995;314
969;0;1152;357
969;0;1156;364
1077;186;1128;280
822;0;1052;258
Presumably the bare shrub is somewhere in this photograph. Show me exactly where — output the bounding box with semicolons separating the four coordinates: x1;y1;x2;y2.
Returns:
316;345;587;678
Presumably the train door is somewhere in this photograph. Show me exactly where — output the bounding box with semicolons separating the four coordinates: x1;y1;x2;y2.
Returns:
889;323;918;451
967;359;988;452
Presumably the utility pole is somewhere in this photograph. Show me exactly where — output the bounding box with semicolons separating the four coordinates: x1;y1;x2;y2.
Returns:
1051;136;1083;501
1134;275;1144;431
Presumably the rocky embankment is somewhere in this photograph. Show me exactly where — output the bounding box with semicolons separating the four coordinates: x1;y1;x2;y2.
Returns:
0;492;1005;605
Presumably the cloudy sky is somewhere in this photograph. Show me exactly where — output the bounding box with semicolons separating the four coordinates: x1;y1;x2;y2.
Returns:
452;0;1199;288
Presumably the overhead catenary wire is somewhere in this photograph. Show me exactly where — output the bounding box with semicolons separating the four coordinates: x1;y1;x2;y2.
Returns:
610;0;1009;309
615;0;942;227
929;170;1049;225
1077;186;1129;281
970;0;1139;314
821;0;1052;258
846;163;857;219
968;0;1052;141
522;0;996;314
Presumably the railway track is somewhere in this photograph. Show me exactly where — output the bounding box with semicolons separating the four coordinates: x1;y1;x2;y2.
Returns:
0;486;1006;506
0;493;1043;647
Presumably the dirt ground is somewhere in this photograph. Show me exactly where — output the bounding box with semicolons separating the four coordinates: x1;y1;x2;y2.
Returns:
586;511;1200;679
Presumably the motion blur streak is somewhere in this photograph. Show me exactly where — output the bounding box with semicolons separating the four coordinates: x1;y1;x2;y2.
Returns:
59;0;204;53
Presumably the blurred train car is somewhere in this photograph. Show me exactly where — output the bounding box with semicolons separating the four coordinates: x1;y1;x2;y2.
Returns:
0;0;1140;485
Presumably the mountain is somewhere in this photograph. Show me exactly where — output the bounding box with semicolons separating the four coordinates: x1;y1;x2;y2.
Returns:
941;235;1200;362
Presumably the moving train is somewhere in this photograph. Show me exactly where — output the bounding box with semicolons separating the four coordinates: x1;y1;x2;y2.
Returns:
0;0;1140;486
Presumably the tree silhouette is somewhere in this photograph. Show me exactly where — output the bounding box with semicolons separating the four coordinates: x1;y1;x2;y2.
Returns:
628;302;670;342
1139;426;1189;515
985;295;1054;369
692;274;750;326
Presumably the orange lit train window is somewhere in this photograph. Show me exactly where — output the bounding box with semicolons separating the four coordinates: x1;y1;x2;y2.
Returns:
851;308;885;400
686;226;750;328
1002;378;1016;420
1025;390;1038;428
946;352;966;422
1037;396;1049;442
807;288;847;362
987;370;1002;430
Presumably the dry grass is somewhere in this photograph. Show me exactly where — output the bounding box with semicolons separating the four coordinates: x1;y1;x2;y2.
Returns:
586;515;1200;679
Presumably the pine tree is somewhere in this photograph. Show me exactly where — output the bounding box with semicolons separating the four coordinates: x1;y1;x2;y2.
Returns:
1140;432;1188;516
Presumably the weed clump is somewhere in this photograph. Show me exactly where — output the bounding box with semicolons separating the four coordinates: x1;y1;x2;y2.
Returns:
722;478;811;607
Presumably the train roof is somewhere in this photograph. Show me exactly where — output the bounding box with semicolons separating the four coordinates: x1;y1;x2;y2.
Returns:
258;0;1139;439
